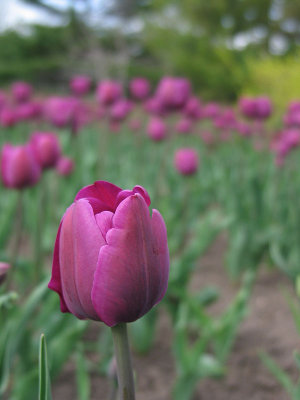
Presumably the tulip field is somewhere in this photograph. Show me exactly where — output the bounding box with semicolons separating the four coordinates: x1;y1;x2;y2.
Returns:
1;77;300;400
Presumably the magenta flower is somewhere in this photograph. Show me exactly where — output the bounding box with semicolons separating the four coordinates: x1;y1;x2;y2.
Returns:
0;90;6;111
184;97;202;119
174;148;199;175
1;144;41;189
96;81;122;106
30;132;61;169
0;107;17;127
70;75;91;96
48;181;169;327
129;78;150;100
146;117;167;141
0;262;11;285
110;99;132;122
202;102;220;119
175;118;193;134
11;81;32;103
156;77;191;110
56;157;74;176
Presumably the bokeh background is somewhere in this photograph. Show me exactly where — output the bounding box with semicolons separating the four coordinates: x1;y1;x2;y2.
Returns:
1;0;300;106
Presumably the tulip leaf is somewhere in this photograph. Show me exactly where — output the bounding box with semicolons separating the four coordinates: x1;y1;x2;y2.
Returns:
39;334;52;400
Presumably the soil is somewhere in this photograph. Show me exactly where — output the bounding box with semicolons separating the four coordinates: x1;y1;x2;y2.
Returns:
52;235;299;400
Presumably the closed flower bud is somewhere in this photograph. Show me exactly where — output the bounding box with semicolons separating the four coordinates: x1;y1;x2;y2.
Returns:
1;144;41;189
56;157;74;176
30;132;61;169
174;148;199;176
96;81;122;106
129;78;150;101
70;75;91;96
11;81;32;103
146;117;167;141
48;181;169;327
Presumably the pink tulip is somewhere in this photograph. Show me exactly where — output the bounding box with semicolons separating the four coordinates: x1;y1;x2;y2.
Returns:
70;75;91;96
129;78;150;100
0;262;11;285
175;118;193;134
174;148;199;175
56;157;74;176
184;97;202;119
202;102;220;119
1;144;41;189
96;81;122;106
0;107;17;127
48;181;169;327
110;99;132;122
11;81;32;103
146;117;167;141
30;132;61;169
156;77;191;110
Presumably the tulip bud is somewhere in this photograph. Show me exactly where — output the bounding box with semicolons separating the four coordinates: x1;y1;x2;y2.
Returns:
174;148;199;176
48;181;169;327
0;262;11;285
70;75;91;96
129;78;150;101
96;81;122;106
1;143;41;189
56;157;74;176
30;132;61;169
11;81;32;103
146;117;167;141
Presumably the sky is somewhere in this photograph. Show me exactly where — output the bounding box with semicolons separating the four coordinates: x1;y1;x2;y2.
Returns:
0;0;63;32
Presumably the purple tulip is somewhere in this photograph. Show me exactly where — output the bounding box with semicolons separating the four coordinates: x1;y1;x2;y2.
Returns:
11;81;32;103
184;97;202;119
144;97;165;116
146;117;167;141
96;81;122;106
202;102;220;119
56;157;74;176
174;148;199;175
175;118;193;134
129;78;150;100
70;75;91;96
110;99;132;122
0;262;11;285
156;77;191;110
1;143;41;189
16;102;42;121
239;96;272;120
0;107;17;127
30;132;61;169
48;181;169;327
44;97;77;128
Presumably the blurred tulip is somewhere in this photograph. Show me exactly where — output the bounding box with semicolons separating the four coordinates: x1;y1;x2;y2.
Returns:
175;118;193;134
30;132;61;169
70;75;91;96
11;81;32;103
0;107;17;127
96;81;122;106
174;148;199;175
48;181;169;327
110;99;132;122
146;117;167;141
239;96;272;120
0;90;6;110
129;78;150;100
0;262;11;285
184;96;202;119
156;77;191;110
1;143;41;189
56;157;74;176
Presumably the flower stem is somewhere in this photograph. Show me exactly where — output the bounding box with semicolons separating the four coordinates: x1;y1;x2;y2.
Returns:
111;323;135;400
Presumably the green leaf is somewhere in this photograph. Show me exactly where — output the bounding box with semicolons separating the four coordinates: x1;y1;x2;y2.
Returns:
260;352;294;395
39;334;52;400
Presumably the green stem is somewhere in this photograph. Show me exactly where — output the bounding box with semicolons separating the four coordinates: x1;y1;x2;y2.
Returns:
111;324;135;400
6;190;24;289
35;175;47;283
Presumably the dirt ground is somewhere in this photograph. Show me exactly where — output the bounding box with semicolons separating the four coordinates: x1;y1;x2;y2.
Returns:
53;235;299;400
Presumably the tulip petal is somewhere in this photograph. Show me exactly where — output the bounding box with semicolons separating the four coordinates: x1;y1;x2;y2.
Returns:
95;211;114;239
72;199;106;319
91;194;169;327
48;222;70;313
58;203;87;319
75;181;122;210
